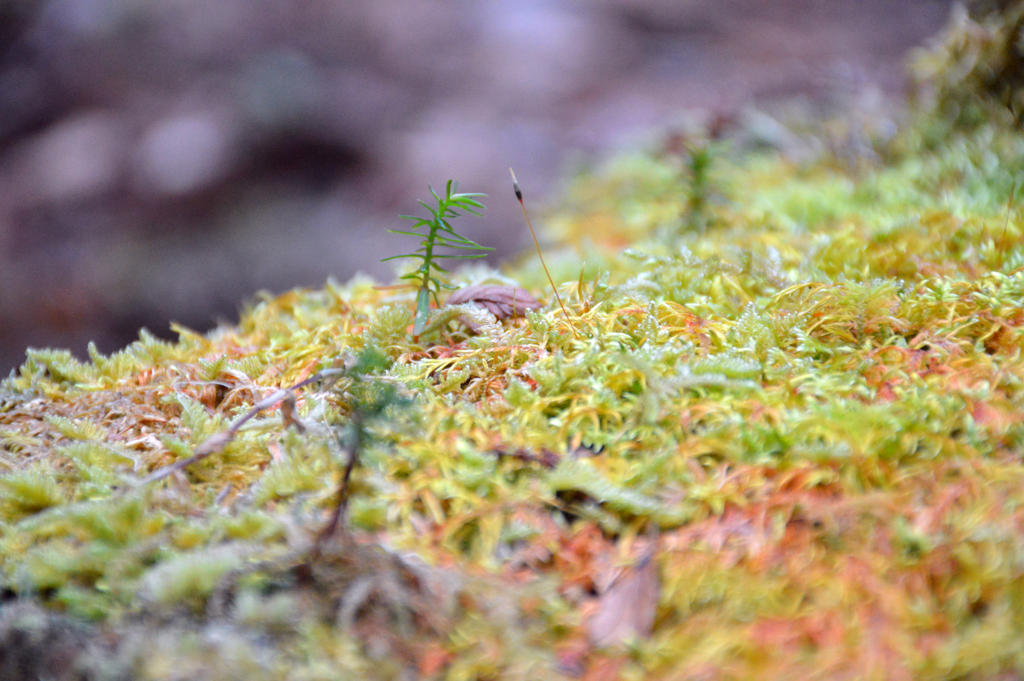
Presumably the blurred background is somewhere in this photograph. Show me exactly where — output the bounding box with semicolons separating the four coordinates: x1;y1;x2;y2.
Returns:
0;0;953;374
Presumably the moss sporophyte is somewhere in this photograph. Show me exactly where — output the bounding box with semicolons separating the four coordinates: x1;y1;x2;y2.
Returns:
510;168;578;337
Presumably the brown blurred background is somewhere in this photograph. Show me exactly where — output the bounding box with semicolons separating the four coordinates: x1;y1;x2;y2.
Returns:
0;0;953;375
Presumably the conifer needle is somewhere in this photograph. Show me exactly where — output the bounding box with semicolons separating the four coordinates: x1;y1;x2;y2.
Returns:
510;168;577;337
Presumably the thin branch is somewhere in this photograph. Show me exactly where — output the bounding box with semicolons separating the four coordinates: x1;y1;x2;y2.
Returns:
141;369;347;484
317;412;362;544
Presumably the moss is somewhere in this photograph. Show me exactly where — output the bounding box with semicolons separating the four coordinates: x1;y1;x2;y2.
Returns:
141;547;245;611
0;470;65;522
909;1;1024;133
3;10;1024;677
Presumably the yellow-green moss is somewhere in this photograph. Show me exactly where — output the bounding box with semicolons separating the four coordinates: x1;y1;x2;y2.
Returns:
3;10;1024;679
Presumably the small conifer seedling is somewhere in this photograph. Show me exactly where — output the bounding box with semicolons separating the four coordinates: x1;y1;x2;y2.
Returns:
381;180;492;335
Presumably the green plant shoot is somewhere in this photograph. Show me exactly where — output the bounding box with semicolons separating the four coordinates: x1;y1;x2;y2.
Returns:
382;180;492;335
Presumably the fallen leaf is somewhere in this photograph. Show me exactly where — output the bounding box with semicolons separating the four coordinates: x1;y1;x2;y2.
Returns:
446;285;542;319
586;544;659;647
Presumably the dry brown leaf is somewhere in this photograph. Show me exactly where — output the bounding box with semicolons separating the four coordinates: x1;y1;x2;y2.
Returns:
280;392;306;432
445;285;542;319
586;545;660;648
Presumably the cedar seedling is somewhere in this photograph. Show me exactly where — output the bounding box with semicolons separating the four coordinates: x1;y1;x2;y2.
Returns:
999;179;1016;266
317;348;403;543
686;143;713;230
381;180;492;335
509;168;577;337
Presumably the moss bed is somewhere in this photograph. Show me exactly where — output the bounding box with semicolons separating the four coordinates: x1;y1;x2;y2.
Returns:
3;8;1024;681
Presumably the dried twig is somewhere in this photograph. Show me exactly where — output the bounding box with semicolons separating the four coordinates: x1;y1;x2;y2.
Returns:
141;368;347;484
317;412;362;543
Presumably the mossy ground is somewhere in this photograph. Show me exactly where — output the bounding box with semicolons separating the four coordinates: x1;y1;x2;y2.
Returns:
3;10;1024;681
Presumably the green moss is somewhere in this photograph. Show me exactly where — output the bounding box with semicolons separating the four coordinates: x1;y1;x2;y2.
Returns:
142;547;244;611
0;470;65;522
3;10;1024;677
